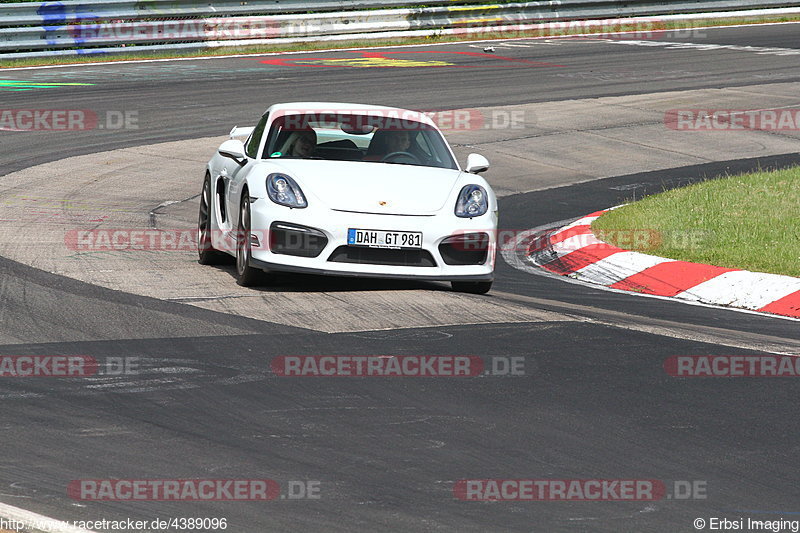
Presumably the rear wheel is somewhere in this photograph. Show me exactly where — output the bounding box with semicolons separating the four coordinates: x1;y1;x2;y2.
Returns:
451;281;493;295
236;193;265;287
198;174;227;265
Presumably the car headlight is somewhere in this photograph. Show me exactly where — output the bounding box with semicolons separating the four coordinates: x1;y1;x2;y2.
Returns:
267;173;307;208
455;185;488;218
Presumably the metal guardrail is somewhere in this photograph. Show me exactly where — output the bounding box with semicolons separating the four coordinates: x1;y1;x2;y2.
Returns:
0;0;535;26
1;0;799;60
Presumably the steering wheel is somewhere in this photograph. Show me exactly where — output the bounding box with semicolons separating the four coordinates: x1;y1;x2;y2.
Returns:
381;151;421;165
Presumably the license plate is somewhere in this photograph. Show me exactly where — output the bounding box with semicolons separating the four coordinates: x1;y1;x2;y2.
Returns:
347;228;422;249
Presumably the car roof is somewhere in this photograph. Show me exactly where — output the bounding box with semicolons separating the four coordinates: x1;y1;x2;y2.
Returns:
264;102;438;128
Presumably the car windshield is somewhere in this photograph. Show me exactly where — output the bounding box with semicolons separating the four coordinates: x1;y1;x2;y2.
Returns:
261;112;458;170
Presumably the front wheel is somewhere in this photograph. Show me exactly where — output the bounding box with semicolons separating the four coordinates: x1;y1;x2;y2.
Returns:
235;194;266;287
451;281;493;295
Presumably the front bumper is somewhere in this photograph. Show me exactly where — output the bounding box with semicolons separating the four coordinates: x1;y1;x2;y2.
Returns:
248;199;497;281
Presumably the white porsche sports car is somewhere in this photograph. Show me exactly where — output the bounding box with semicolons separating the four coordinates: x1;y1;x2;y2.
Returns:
198;102;497;293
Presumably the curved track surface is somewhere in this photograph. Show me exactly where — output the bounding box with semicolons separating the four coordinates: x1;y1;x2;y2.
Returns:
1;24;799;532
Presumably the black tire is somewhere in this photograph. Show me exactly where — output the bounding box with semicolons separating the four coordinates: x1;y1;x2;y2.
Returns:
451;281;493;295
235;193;265;287
197;174;228;265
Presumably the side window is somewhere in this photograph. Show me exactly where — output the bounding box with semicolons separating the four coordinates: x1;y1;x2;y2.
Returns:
415;132;433;157
245;115;269;159
262;123;287;158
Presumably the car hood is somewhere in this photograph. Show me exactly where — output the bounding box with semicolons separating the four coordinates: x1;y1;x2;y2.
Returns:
262;160;462;215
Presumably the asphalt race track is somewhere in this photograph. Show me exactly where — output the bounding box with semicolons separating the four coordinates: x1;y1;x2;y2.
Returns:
1;23;799;533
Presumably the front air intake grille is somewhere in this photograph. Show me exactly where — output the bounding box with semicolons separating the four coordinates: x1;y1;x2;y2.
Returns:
269;222;328;258
439;233;489;265
328;246;436;267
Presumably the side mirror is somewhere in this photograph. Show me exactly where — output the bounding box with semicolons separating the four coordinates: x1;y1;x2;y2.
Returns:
219;139;247;166
465;153;489;174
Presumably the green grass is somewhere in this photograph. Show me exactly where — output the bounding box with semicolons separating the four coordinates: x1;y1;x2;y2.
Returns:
1;14;798;69
591;166;800;277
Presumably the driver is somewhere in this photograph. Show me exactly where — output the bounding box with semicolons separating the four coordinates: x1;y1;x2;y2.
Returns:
364;129;419;161
288;129;316;158
384;131;411;153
